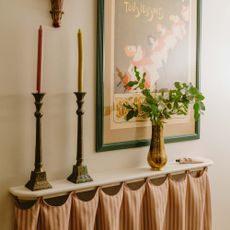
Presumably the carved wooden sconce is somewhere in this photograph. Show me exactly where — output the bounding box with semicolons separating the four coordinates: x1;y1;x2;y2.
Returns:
50;0;64;27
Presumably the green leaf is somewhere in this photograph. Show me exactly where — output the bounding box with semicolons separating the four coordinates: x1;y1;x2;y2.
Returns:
142;89;151;97
174;82;182;89
141;74;146;84
193;102;199;111
189;86;198;95
133;66;141;81
194;112;200;121
182;83;188;88
139;83;145;89
199;101;205;111
146;97;155;105
125;81;138;87
126;110;135;121
135;72;140;81
141;105;151;113
196;94;205;101
167;103;172;109
193;103;200;121
151;104;158;114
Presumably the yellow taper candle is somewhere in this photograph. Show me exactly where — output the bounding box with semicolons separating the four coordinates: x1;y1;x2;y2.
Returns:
77;29;83;92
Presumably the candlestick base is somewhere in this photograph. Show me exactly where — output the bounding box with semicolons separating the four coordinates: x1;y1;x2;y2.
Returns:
25;171;52;191
67;165;93;184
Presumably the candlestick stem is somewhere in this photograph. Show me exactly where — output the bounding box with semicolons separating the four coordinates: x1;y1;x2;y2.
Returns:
67;92;93;183
25;93;52;191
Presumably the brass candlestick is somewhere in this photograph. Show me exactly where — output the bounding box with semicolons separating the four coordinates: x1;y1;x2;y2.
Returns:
67;92;93;183
25;93;52;191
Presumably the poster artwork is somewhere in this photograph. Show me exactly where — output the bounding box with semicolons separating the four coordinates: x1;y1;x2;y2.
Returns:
113;0;192;128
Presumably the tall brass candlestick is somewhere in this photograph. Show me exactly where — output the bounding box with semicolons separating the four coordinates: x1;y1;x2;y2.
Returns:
67;92;93;183
25;93;52;191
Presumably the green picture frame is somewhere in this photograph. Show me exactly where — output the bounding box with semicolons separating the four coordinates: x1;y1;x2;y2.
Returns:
96;0;202;152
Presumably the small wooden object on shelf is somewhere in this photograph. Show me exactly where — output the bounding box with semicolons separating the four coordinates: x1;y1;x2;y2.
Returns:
50;0;64;27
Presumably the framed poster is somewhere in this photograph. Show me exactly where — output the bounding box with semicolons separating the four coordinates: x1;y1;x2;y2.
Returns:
96;0;201;152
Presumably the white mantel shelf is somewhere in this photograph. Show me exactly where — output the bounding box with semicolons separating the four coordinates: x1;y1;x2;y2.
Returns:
9;158;213;199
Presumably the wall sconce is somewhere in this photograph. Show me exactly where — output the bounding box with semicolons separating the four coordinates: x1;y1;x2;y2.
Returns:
50;0;64;27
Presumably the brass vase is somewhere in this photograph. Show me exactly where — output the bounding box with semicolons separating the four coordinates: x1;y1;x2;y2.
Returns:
147;125;167;170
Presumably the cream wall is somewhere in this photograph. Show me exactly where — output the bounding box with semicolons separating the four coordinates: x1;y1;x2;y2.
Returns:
0;0;229;229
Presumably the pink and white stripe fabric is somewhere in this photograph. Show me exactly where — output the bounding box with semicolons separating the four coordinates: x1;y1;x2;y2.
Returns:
186;170;212;230
71;189;99;230
14;198;40;230
39;194;71;230
168;175;188;230
98;184;123;230
146;178;169;230
14;170;212;230
122;182;146;230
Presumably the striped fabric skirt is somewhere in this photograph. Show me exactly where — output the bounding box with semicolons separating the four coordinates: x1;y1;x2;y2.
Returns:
14;170;211;230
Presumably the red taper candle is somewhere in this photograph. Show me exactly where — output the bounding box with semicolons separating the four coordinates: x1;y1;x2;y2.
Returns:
36;25;43;93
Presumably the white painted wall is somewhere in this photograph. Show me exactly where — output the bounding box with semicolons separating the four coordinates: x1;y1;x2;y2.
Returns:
0;0;229;229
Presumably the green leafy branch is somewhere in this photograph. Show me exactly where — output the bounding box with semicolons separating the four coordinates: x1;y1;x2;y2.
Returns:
123;67;205;126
